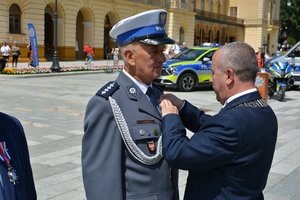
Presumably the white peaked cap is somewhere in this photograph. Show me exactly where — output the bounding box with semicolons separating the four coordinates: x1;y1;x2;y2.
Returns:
110;9;175;46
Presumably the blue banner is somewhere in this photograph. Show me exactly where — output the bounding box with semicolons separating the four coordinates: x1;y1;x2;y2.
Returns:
27;23;39;67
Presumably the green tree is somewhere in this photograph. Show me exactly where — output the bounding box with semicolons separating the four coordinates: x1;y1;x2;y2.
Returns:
279;0;300;44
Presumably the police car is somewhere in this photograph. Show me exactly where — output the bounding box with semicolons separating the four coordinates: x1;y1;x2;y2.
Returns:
154;43;221;92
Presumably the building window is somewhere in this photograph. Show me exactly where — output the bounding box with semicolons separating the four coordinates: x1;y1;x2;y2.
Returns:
209;2;213;12
201;0;204;10
179;27;184;44
217;3;221;14
9;4;21;34
229;7;237;17
270;2;274;20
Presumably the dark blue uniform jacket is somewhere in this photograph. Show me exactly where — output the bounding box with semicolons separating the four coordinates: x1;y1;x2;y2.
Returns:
0;112;36;200
162;91;277;200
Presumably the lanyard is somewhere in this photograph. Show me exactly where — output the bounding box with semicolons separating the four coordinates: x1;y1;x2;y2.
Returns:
0;141;18;185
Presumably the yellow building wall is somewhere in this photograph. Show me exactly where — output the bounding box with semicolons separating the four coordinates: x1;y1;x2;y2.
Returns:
230;0;280;55
167;10;195;48
0;0;280;61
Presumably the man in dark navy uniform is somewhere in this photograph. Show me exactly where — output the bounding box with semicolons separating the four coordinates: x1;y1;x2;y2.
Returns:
82;9;179;200
0;112;36;200
160;42;278;200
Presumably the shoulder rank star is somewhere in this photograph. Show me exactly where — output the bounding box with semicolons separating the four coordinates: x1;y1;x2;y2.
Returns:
8;165;18;185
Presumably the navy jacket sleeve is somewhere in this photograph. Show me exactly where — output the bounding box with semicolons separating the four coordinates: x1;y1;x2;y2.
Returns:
161;111;239;173
179;100;212;132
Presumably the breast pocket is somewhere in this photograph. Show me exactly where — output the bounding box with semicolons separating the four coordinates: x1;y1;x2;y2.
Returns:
132;124;161;156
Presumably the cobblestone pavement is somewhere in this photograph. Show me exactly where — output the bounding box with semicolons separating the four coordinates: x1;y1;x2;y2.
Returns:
1;64;300;200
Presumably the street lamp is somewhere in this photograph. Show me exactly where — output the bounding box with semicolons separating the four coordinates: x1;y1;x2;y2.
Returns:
50;0;61;72
287;0;291;6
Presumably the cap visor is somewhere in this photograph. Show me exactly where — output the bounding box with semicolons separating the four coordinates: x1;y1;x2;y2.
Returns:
139;37;175;45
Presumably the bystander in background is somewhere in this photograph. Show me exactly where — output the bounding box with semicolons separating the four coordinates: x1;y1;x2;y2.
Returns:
86;44;94;65
1;41;11;68
163;45;170;59
170;40;181;57
180;42;188;52
256;47;265;68
11;41;20;68
111;47;120;72
264;52;272;61
27;43;32;67
83;42;89;64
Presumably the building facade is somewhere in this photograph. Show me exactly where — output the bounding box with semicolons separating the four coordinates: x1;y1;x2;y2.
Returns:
0;0;280;62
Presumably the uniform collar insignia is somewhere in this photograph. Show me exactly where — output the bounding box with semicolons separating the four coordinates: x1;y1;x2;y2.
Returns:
127;84;137;97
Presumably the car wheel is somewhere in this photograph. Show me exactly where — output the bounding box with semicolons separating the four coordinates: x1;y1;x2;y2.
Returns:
178;73;196;92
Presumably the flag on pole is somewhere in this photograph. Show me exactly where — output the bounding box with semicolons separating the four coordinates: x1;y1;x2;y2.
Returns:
28;23;39;67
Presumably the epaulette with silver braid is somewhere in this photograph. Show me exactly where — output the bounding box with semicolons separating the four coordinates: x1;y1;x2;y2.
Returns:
109;97;163;165
236;99;268;108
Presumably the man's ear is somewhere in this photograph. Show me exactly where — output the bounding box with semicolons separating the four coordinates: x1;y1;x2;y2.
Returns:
225;68;235;84
124;49;135;66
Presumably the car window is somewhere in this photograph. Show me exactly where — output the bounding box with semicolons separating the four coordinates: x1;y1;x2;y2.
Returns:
172;49;207;61
294;46;300;57
198;50;216;61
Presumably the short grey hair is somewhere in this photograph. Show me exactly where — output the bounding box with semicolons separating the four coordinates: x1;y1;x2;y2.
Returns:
119;46;127;66
216;42;258;82
119;42;141;67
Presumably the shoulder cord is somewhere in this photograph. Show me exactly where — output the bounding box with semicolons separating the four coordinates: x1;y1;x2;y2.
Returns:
109;97;163;165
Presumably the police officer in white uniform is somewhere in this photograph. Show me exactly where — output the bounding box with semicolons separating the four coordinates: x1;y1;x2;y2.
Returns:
82;9;179;200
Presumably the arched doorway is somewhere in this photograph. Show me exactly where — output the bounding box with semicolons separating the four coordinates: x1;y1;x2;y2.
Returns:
104;12;119;59
75;8;93;60
208;29;213;42
200;27;205;43
44;7;54;61
44;3;63;61
104;15;112;59
76;10;84;59
215;30;220;43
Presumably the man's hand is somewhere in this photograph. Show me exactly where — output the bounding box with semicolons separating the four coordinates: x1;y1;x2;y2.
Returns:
159;93;184;110
160;99;179;117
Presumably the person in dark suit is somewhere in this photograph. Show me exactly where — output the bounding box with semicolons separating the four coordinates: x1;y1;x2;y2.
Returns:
159;42;278;200
82;9;179;200
0;112;37;200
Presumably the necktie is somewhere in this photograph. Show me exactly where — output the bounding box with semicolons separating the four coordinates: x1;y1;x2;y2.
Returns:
146;87;158;108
